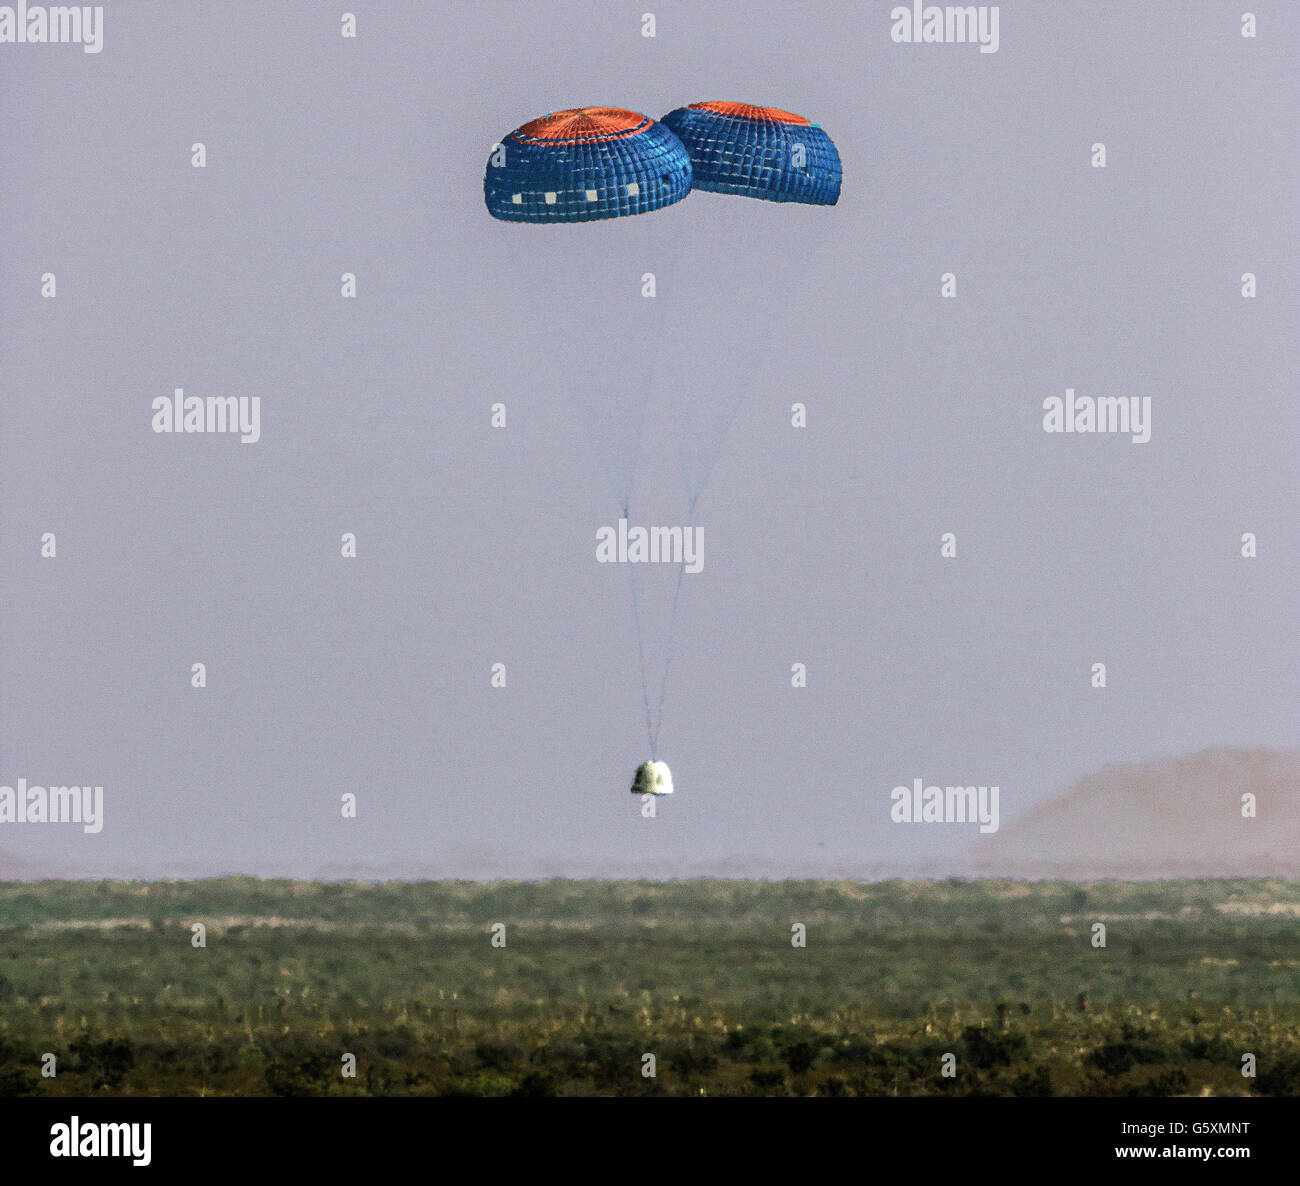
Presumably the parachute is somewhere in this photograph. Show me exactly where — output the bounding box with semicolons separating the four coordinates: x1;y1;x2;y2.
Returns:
485;103;840;795
659;101;842;206
484;107;692;223
653;101;841;526
486;108;689;516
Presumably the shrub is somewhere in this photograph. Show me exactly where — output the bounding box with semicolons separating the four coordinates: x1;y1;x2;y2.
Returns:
961;1026;1028;1070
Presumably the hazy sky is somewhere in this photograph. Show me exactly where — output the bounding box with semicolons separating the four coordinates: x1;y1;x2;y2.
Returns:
2;2;1297;879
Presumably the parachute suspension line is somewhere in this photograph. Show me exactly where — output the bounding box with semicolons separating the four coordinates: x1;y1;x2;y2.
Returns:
671;327;769;511
648;501;694;758
625;523;656;759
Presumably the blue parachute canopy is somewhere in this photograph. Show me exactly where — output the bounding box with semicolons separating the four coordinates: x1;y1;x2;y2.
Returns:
660;101;841;206
485;106;693;223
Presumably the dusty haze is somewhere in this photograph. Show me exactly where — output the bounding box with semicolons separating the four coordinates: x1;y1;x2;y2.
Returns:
1;3;1297;881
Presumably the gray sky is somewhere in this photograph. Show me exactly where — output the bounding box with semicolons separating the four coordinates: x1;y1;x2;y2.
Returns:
2;1;1297;879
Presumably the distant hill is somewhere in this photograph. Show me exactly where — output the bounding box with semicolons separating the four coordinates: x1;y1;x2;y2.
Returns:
972;747;1300;879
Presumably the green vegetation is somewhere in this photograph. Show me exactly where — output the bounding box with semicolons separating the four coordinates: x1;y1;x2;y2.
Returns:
0;878;1297;1096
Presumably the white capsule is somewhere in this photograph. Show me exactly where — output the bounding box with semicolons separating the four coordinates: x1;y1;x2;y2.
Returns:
630;760;673;796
